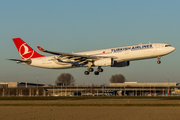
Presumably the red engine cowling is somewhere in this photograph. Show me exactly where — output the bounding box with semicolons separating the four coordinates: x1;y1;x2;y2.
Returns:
111;61;130;67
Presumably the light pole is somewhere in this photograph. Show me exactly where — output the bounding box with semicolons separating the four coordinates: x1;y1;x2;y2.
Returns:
53;85;54;96
167;76;169;96
150;82;151;96
37;77;38;96
77;84;78;96
61;85;62;96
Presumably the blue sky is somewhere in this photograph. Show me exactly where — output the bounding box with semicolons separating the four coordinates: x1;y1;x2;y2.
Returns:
0;0;179;85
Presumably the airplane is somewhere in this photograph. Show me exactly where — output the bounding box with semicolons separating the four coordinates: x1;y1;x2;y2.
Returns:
8;38;175;75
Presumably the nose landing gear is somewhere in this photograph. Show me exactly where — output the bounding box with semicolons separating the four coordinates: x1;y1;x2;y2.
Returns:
157;56;161;64
157;61;161;64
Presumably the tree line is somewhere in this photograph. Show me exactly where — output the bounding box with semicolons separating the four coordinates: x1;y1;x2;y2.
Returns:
55;73;126;86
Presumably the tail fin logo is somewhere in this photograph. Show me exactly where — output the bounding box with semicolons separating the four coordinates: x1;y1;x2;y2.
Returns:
19;43;34;59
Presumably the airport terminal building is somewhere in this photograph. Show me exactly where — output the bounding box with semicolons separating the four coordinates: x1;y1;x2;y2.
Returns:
44;82;180;96
0;82;45;88
0;82;180;96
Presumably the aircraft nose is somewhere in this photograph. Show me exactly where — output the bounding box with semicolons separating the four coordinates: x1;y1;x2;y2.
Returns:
170;47;175;52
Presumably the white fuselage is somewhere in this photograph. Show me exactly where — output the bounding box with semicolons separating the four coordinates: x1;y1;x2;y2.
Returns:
28;43;175;69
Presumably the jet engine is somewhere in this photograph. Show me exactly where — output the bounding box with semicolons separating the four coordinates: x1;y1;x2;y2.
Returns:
94;58;113;66
111;61;130;67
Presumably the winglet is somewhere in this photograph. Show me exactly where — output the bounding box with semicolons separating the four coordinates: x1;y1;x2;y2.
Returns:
37;46;45;51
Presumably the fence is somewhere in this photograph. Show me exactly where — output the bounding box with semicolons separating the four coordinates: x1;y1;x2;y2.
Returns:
0;87;46;96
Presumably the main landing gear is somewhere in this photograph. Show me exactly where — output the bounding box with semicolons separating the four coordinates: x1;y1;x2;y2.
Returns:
157;56;161;64
94;67;103;75
84;68;94;75
84;67;103;75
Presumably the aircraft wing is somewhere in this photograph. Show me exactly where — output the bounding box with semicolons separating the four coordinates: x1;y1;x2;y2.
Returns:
37;46;114;60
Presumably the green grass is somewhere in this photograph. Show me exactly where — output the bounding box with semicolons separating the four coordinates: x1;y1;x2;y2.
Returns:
0;103;179;107
0;96;180;106
0;96;180;100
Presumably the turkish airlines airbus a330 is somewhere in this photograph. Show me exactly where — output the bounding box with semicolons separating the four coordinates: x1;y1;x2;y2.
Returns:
8;38;175;75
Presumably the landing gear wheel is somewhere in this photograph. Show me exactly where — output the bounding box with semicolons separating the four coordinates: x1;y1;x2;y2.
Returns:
98;68;103;72
84;71;89;75
89;68;94;72
94;71;99;75
157;61;161;64
157;56;161;64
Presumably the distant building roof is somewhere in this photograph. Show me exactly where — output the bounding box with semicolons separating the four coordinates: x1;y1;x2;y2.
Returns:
110;83;177;87
124;82;137;83
0;82;45;88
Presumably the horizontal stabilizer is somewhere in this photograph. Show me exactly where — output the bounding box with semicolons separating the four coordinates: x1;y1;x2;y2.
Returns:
7;59;32;64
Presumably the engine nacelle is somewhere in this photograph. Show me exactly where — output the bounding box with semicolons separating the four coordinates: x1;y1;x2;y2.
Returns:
111;61;130;67
94;58;113;66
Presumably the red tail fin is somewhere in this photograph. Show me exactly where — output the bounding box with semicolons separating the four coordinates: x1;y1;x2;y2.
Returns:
12;38;45;60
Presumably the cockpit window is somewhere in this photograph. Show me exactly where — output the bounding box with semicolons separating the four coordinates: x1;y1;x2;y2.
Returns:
165;45;171;47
